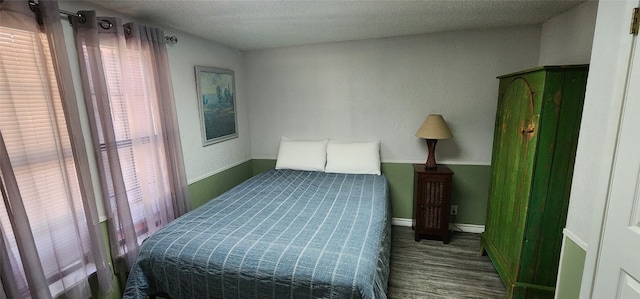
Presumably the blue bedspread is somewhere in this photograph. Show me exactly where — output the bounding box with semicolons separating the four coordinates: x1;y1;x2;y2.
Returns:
123;169;391;299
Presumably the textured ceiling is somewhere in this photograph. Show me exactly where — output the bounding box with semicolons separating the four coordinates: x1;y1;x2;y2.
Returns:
73;0;587;50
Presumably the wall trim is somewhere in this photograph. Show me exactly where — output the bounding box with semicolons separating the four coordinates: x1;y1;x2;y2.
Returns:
187;157;252;184
392;217;485;234
382;159;491;166
251;156;491;166
563;228;588;251
251;156;275;160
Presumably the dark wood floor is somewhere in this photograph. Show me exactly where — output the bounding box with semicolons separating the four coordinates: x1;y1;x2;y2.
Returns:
388;226;506;299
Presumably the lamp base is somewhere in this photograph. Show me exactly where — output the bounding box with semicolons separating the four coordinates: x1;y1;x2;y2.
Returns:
425;139;438;169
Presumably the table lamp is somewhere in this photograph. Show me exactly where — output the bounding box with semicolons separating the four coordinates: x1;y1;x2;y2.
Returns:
415;114;453;169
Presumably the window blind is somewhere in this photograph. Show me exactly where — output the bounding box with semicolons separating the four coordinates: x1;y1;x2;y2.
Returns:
0;25;93;296
79;38;169;254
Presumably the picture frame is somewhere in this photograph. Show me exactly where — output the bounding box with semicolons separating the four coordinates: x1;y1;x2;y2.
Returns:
195;66;238;146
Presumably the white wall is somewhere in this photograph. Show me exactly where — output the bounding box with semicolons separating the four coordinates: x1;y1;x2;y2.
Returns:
165;33;251;183
534;0;603;247
538;1;598;66
557;1;637;296
570;0;635;283
58;1;251;185
534;1;598;247
246;26;541;165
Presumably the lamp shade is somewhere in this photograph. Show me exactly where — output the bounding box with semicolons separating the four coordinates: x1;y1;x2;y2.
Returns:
415;114;453;140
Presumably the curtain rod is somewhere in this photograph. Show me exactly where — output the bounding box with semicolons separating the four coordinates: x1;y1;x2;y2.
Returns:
27;0;178;44
58;8;77;18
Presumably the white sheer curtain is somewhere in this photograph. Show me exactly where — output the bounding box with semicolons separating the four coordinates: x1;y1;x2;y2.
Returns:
0;0;112;297
71;11;190;271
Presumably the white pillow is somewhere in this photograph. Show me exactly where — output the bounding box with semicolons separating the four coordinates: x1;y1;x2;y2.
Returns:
275;137;328;172
325;140;381;175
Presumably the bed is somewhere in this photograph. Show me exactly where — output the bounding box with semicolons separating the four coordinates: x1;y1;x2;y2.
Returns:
123;169;391;299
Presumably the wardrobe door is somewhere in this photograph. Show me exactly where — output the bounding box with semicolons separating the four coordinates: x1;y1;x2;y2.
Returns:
485;76;540;277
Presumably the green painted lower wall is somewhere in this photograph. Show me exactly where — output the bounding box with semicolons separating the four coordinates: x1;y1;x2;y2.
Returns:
252;159;277;175
381;163;414;220
251;159;490;225
188;160;254;208
448;164;491;225
556;237;586;299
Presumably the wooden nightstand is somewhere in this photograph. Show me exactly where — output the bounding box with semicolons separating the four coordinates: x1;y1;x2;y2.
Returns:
413;164;454;243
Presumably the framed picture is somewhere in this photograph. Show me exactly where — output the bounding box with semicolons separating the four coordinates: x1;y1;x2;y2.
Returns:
195;66;238;146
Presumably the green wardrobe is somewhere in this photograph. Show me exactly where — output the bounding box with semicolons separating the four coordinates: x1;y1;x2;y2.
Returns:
480;65;588;298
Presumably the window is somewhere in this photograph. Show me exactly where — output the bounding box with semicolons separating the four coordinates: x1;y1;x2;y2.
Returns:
74;21;186;264
71;15;188;270
90;43;168;246
0;24;94;297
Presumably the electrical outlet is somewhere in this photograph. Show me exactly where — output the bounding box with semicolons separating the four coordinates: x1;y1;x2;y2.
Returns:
451;205;458;216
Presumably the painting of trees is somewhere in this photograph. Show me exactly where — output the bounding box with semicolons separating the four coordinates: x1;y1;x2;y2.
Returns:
196;67;237;145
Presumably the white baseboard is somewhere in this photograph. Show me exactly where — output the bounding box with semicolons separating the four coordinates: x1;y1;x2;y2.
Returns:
391;217;485;234
391;218;413;227
449;223;485;234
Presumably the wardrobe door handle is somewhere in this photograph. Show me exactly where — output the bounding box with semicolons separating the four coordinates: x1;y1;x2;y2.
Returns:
520;127;535;134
